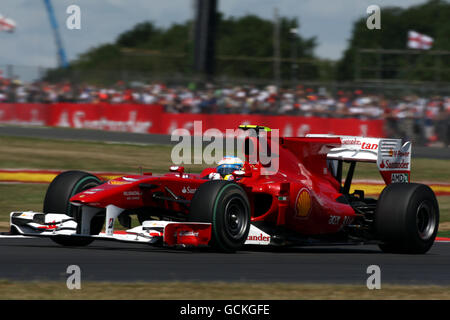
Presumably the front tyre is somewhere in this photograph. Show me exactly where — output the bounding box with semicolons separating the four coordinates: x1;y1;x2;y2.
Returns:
189;180;251;253
43;170;104;247
375;183;439;254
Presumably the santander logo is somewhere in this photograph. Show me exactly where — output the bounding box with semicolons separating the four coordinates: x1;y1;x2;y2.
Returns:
58;110;152;133
247;234;271;242
379;159;409;169
341;139;378;150
182;186;196;194
361;142;378;150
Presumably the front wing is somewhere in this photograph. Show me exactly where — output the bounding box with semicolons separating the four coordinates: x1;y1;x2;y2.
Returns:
2;211;272;247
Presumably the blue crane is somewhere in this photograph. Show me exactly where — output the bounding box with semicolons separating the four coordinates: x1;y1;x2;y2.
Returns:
42;0;68;68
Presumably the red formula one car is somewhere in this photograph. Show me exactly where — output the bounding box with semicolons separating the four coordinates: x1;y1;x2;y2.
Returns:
5;125;439;253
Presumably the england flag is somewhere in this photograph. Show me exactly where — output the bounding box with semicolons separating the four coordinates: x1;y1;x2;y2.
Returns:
0;15;16;33
407;30;433;50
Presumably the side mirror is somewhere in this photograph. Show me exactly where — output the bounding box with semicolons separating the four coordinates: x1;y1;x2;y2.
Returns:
169;166;185;175
232;169;252;178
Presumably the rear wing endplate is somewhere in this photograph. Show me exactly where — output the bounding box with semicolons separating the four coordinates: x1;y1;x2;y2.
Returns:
306;134;411;184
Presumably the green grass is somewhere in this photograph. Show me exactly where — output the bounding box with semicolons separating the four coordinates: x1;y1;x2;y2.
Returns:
1;135;450;181
439;197;450;227
0;281;450;299
438;230;450;237
0;184;47;219
0;136;205;174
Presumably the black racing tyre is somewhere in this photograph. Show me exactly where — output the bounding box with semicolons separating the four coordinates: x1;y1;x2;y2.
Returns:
375;183;439;254
189;180;251;253
43;170;104;247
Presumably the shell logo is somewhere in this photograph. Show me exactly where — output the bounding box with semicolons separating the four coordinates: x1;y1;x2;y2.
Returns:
295;188;312;218
108;180;130;185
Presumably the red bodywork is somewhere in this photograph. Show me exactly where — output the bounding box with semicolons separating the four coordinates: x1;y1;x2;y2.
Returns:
70;135;358;237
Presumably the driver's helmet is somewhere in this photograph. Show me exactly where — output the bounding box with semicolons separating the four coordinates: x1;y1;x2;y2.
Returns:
217;156;244;177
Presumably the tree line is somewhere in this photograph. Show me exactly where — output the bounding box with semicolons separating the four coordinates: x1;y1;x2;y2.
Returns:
45;0;450;85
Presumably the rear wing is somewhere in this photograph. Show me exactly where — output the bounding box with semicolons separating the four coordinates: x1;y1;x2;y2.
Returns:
306;134;411;185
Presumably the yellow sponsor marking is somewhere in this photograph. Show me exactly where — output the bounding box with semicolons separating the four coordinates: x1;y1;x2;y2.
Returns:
351;184;450;195
99;175;122;180
296;189;312;217
108;180;130;185
430;185;450;194
0;171;123;184
0;172;57;183
350;184;384;195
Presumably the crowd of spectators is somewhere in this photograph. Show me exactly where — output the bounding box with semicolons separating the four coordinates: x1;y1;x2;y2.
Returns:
0;77;449;146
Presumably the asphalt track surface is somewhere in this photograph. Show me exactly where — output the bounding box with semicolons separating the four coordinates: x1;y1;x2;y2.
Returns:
0;237;449;284
0;125;174;145
1;125;449;159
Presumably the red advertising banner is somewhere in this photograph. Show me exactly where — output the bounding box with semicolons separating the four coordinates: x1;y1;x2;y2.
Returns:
0;103;385;137
0;103;49;126
161;113;385;137
47;103;164;134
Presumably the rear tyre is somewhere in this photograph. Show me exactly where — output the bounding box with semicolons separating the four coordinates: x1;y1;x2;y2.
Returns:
189;180;250;252
43;170;104;247
375;183;439;254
